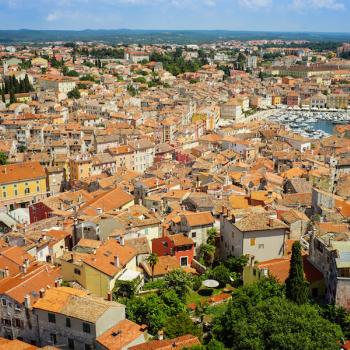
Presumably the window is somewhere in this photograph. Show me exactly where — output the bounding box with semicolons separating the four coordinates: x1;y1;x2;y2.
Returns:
25;188;30;195
37;186;40;192
180;256;188;267
1;318;11;326
85;345;92;350
66;317;71;328
50;334;57;345
83;322;91;333
250;238;256;247
14;190;18;196
258;244;264;249
68;338;74;349
1;299;6;306
2;192;6;198
74;268;81;275
48;313;56;323
14;318;23;328
192;232;196;238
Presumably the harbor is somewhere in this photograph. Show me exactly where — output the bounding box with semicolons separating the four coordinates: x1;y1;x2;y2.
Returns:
268;110;350;139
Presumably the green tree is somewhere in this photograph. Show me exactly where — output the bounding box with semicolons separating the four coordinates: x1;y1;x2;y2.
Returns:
146;253;159;281
206;228;217;246
67;87;81;99
0;152;8;165
206;339;227;350
17;145;27;153
214;297;343;350
224;255;249;274
125;290;185;334
65;70;79;77
127;84;138;97
164;312;202;340
285;241;309;305
126;295;168;334
164;269;192;300
208;265;231;287
9;89;16;104
199;244;215;267
320;304;350;339
160;289;186;315
113;280;138;299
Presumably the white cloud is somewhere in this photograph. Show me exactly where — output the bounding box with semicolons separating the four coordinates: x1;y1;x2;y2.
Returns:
291;0;345;11
238;0;273;8
46;11;61;21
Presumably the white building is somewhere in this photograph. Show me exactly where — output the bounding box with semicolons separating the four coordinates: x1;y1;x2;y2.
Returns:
220;212;288;262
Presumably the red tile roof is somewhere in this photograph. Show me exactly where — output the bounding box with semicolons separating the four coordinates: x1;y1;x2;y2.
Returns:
128;335;201;350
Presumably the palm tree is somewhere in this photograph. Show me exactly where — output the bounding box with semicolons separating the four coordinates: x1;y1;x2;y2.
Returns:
146;253;159;281
200;244;216;267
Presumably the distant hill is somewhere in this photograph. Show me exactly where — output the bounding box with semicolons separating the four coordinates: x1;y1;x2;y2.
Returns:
0;29;350;44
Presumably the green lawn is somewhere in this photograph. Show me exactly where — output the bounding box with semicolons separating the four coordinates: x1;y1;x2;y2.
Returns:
186;287;223;305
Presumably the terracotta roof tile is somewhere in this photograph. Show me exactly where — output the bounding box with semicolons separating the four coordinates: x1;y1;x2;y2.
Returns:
129;334;200;350
0;161;45;184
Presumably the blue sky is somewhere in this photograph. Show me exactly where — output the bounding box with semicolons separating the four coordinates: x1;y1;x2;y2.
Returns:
0;0;349;32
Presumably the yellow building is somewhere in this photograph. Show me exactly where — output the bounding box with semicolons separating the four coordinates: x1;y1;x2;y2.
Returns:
60;239;138;298
69;155;92;185
31;57;49;68
0;161;47;210
327;94;349;109
272;95;282;105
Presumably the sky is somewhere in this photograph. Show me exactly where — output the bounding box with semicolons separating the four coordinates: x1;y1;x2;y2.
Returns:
0;0;349;32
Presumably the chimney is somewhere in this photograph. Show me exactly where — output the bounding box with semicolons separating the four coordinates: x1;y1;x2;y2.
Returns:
24;258;30;268
268;218;274;227
39;288;46;298
158;330;164;340
96;208;103;215
114;256;120;268
162;226;167;238
107;292;112;301
24;294;31;309
120;236;125;246
21;263;27;274
54;280;60;288
4;267;9;278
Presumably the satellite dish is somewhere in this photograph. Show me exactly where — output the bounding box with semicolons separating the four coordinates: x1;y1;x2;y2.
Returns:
202;279;219;288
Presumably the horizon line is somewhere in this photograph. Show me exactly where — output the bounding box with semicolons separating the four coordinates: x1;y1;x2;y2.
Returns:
0;28;350;34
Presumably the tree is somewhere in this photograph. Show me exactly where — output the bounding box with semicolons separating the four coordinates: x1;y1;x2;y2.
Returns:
199;244;215;267
164;312;202;340
67;88;81;99
206;228;217;246
113;279;138;299
125;290;185;334
205;339;227;350
208;265;231;287
320;304;350;339
224;255;249;274
126;295;168;334
285;241;309;305
65;70;79;77
146;253;159;281
0;152;8;165
17;145;26;153
164;269;192;300
214;297;343;350
9;89;16;104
